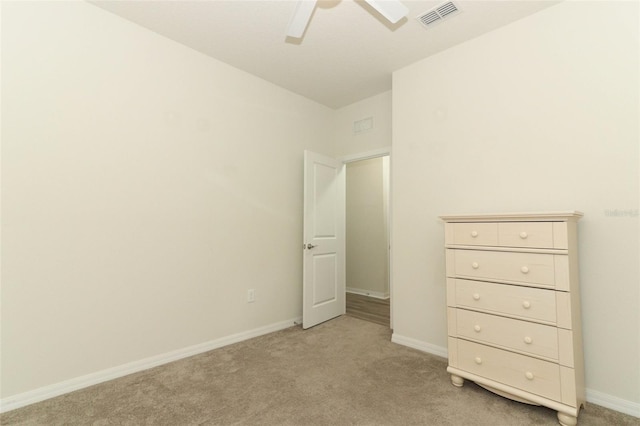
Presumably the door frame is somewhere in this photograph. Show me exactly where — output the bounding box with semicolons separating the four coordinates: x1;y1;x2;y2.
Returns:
341;147;393;329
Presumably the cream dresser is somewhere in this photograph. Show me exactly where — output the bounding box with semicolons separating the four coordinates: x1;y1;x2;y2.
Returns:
440;212;585;426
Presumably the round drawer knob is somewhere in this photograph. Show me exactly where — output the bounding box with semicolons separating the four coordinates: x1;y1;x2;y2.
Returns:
475;357;482;365
472;262;479;269
525;371;534;380
520;231;528;239
522;300;531;309
521;266;530;274
524;336;533;344
474;325;481;332
471;231;478;238
473;293;480;301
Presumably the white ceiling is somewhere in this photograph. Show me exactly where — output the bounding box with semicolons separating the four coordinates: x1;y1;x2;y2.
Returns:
90;1;559;109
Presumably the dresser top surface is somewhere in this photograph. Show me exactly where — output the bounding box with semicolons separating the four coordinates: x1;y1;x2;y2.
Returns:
439;211;583;223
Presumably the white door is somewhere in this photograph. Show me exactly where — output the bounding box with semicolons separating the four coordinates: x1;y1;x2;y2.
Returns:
303;150;345;329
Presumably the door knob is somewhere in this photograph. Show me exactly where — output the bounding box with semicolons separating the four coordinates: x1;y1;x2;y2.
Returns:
306;243;316;249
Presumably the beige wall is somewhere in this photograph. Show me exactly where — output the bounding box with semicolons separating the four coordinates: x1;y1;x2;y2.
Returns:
346;157;389;298
334;91;391;158
392;0;639;407
1;1;334;398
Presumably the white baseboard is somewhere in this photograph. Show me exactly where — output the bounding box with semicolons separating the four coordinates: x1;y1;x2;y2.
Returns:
391;333;448;358
0;317;301;414
346;287;389;300
391;334;639;418
586;388;640;418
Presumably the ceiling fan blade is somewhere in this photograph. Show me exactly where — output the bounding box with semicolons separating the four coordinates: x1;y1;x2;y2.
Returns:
286;0;318;38
363;0;409;24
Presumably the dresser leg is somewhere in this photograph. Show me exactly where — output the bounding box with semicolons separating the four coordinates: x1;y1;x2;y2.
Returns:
450;374;464;387
557;412;577;426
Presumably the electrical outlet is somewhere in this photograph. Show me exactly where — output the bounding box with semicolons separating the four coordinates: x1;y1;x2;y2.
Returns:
247;289;255;303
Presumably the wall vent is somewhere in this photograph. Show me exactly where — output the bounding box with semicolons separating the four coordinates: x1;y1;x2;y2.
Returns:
353;117;373;134
417;1;461;29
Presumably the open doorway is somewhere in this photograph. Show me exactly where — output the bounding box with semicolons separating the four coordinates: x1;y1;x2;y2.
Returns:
345;155;390;328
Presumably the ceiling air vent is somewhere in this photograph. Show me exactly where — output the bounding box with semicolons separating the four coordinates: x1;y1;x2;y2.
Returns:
417;1;461;29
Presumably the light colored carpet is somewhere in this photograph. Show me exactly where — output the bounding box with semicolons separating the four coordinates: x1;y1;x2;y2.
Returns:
1;316;636;425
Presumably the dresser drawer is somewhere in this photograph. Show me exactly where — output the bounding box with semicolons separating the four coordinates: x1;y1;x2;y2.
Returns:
455;309;559;360
456;339;562;402
447;223;498;246
453;279;557;323
452;249;556;288
498;222;554;249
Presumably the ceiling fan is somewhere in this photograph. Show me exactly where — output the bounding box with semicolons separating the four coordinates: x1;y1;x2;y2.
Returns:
286;0;409;38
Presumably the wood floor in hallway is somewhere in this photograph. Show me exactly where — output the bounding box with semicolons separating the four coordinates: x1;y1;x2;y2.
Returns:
346;292;390;328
